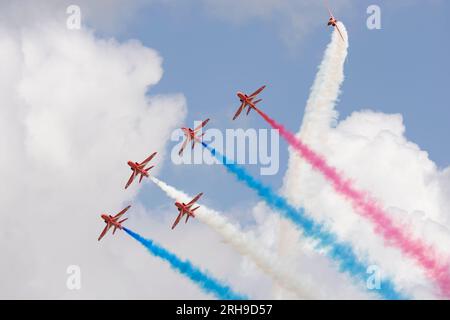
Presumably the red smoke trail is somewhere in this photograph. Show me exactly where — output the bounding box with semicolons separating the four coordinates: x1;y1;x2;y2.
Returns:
254;107;450;298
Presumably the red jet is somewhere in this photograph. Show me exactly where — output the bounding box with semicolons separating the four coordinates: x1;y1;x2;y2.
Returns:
327;6;344;42
125;152;157;189
98;205;130;241
172;193;203;229
178;119;210;156
233;85;266;120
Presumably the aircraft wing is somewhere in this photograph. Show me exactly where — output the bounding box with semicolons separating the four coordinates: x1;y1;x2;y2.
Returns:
113;205;131;220
232;102;246;120
325;0;333;18
125;170;137;189
194;118;210;132
327;8;333;19
193;132;205;143
335;24;345;42
249;85;266;98
98;223;112;241
171;212;183;229
187;192;203;207
178;138;188;156
140;152;157;167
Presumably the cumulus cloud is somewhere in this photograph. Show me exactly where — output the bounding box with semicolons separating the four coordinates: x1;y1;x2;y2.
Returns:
0;2;283;300
0;4;193;298
280;23;450;299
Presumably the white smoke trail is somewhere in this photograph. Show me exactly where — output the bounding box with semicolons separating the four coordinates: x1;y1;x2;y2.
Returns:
278;20;450;298
150;176;315;299
298;22;348;138
277;23;349;299
279;20;450;298
282;22;349;201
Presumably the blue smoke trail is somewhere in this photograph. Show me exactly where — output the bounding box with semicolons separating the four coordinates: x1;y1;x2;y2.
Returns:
124;227;248;300
201;142;406;300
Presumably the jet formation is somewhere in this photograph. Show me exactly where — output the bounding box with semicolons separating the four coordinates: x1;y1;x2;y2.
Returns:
97;3;342;241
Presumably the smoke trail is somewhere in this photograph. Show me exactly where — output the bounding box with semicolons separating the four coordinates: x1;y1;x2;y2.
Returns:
279;21;349;299
283;21;348;199
124;227;247;300
150;176;314;299
299;22;348;137
255;107;450;298
200;141;405;300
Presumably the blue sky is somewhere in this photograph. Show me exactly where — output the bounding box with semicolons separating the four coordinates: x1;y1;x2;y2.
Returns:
91;1;449;213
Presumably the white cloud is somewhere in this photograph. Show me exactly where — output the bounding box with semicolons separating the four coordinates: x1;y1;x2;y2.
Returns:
283;110;450;298
0;7;195;298
281;23;450;299
0;2;280;300
251;202;373;299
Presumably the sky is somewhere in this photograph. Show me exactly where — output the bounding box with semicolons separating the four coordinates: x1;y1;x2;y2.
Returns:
106;0;449;211
1;0;449;299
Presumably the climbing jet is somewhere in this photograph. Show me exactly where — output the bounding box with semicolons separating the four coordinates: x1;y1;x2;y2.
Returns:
172;193;203;229
233;85;265;120
98;205;130;241
125;152;157;189
178;119;210;156
326;5;345;42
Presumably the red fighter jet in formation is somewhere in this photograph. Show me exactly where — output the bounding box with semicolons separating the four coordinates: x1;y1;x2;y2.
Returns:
232;85;266;120
98;205;130;241
327;5;344;42
178;119;210;156
171;193;203;229
125;152;157;189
